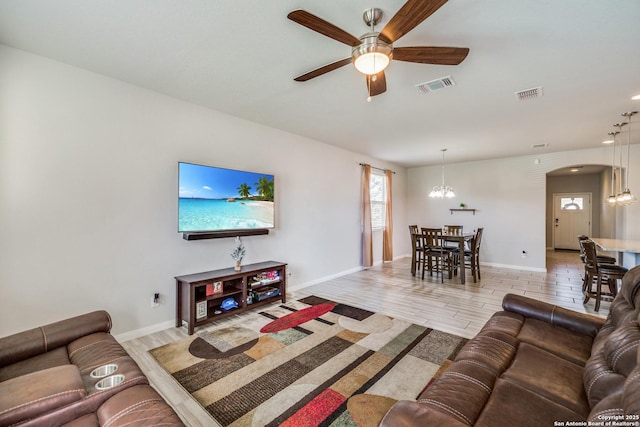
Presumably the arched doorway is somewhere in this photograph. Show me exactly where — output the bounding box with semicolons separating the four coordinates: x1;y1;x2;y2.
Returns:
546;164;617;251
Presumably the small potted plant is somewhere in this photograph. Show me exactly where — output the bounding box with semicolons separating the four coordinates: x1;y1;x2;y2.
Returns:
231;236;246;271
459;203;466;209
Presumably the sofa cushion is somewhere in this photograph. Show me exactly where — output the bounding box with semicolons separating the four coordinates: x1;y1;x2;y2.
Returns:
517;317;593;365
475;379;585;427
0;346;69;382
0;365;86;426
501;343;590;416
62;414;99;427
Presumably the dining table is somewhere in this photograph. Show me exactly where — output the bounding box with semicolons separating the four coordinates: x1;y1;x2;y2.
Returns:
590;237;640;268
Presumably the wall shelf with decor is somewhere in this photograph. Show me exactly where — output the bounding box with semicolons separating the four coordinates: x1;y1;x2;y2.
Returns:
449;208;476;215
176;261;287;335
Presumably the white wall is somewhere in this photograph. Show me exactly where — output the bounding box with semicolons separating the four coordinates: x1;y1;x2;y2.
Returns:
407;148;639;271
0;45;408;337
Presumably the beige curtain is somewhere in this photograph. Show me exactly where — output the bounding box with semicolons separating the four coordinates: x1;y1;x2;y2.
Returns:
362;164;373;267
383;169;393;261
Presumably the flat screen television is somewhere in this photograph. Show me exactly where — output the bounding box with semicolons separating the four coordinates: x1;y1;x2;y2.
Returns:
178;162;275;234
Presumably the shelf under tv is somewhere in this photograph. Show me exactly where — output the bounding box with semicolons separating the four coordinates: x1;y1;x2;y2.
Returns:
182;228;269;240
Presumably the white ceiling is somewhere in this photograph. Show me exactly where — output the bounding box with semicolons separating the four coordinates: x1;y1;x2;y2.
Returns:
1;0;639;167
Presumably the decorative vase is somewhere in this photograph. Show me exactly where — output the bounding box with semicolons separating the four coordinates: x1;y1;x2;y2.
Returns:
234;260;242;271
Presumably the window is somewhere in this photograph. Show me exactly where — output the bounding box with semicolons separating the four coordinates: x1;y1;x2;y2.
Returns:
370;171;386;229
561;197;583;210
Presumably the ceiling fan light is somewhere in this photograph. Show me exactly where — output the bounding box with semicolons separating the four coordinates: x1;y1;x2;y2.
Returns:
352;33;392;75
354;52;390;75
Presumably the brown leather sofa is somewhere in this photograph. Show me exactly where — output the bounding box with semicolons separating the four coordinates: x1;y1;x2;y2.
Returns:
380;265;640;426
0;311;184;427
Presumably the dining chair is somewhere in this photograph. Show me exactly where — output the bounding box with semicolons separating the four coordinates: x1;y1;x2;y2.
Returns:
467;227;483;282
409;225;424;276
453;227;483;282
581;239;627;311
420;228;453;282
443;225;463;250
444;225;463;235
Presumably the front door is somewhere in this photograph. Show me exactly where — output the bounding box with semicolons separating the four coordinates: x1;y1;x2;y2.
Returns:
553;193;592;250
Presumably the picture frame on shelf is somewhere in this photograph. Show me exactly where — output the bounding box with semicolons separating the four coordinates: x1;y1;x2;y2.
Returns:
196;301;207;320
213;281;223;294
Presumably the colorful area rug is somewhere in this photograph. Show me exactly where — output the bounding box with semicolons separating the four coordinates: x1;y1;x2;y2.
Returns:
149;296;467;427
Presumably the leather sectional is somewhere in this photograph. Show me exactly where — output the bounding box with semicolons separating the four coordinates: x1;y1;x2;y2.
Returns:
0;310;184;426
380;265;640;426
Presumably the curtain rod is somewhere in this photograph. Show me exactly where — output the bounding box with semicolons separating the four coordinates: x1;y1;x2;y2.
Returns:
359;162;396;174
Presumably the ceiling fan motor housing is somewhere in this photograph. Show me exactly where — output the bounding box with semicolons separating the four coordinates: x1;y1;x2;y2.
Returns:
352;33;393;75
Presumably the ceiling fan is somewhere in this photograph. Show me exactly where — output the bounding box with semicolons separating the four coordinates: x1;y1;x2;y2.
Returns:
287;0;469;98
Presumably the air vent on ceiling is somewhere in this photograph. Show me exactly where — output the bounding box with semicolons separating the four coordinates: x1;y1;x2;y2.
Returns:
416;75;456;94
515;86;544;101
532;143;548;149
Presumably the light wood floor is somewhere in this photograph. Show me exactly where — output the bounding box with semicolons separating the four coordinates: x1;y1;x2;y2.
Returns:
121;249;609;426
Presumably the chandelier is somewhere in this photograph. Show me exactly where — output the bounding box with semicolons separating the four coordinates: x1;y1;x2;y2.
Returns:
429;148;455;198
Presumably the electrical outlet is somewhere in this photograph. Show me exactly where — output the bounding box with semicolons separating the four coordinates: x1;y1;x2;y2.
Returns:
521;250;527;259
151;293;160;308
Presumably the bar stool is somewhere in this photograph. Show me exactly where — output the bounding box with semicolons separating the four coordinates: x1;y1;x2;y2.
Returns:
582;239;628;311
577;235;616;292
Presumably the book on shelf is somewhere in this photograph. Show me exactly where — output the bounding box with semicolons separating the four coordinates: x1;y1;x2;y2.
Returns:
206;281;223;295
253;286;280;301
253;270;280;285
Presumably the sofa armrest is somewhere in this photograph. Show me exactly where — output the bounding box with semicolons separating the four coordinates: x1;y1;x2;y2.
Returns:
96;385;185;426
0;311;112;367
502;294;605;338
379;400;467;427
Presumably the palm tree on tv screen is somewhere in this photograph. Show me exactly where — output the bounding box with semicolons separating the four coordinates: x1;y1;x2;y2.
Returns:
237;183;251;199
255;176;274;201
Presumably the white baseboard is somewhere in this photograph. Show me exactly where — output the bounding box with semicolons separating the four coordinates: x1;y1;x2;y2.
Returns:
114;319;175;343
481;262;547;273
288;266;364;292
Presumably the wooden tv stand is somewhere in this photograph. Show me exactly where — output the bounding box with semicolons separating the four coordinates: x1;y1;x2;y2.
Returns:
175;261;287;335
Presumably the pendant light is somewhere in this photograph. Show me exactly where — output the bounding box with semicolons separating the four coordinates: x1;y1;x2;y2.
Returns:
613;122;627;204
606;130;619;206
619;111;637;205
429;148;455;198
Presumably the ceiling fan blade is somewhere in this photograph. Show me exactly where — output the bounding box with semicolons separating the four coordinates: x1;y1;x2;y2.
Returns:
294;58;352;82
380;0;448;44
288;10;361;46
367;72;387;97
393;46;469;65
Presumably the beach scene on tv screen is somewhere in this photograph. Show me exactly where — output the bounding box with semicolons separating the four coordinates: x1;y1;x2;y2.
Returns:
178;163;274;232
